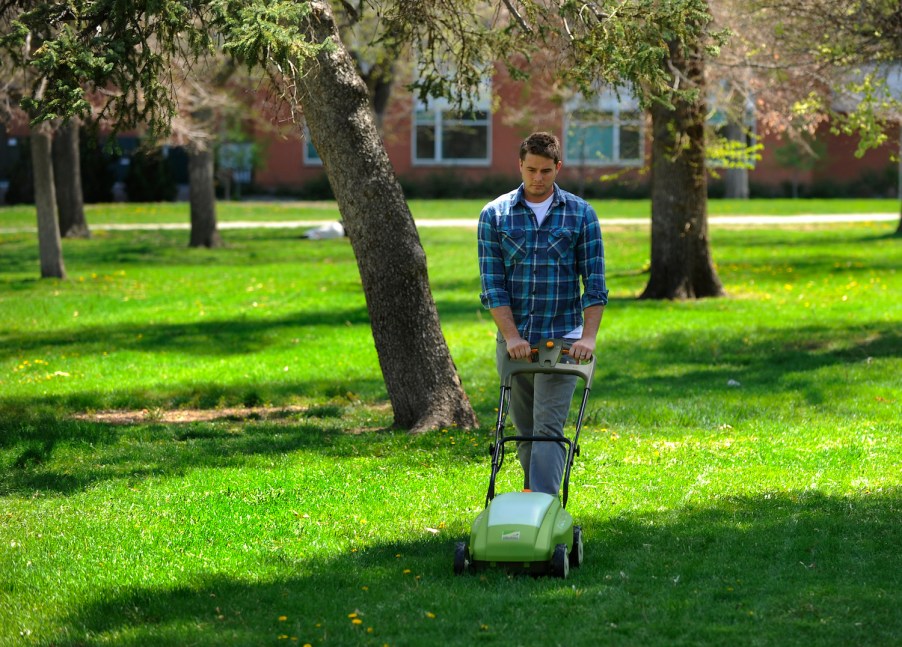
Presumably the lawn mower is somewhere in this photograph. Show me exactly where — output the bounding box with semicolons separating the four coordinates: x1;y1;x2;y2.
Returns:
454;338;596;579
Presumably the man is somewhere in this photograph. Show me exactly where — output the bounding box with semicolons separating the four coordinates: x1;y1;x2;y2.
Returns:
478;131;608;496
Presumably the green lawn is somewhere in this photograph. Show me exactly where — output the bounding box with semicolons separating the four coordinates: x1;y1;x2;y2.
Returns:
0;205;900;646
0;197;898;229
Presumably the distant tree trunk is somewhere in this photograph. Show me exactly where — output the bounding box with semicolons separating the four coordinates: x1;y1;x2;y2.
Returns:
723;120;749;199
31;122;66;279
296;0;477;433
53;120;90;238
641;34;724;300
188;144;221;248
896;127;901;237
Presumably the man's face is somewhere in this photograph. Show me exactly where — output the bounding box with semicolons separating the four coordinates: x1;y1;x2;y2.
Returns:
519;153;562;202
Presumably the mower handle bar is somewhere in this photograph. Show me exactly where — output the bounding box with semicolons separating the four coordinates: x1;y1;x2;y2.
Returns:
500;338;596;389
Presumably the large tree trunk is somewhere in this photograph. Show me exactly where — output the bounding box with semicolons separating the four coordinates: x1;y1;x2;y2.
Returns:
53;120;90;238
296;1;477;433
188;144;221;248
640;34;724;300
31;122;66;279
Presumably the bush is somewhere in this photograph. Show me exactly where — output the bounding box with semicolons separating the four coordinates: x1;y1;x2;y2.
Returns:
125;147;177;202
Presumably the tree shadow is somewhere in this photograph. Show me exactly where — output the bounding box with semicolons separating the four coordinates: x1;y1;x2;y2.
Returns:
0;415;484;497
46;490;902;646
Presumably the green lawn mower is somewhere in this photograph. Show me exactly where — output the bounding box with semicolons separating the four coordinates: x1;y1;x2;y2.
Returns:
455;339;596;579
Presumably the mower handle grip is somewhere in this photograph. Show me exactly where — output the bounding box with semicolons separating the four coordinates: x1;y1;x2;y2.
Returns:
501;338;595;389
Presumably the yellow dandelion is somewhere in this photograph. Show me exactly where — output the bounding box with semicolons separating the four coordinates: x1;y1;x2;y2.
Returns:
278;616;288;622
348;613;358;618
403;569;411;574
352;618;363;625
425;611;436;619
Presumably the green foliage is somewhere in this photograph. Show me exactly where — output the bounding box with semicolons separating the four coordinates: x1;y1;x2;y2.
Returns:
707;134;763;170
0;1;332;138
211;0;330;69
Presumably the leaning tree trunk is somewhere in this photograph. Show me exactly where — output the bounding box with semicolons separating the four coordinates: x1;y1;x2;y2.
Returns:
31;122;67;279
640;34;724;300
296;1;477;433
188;144;221;248
53;120;90;238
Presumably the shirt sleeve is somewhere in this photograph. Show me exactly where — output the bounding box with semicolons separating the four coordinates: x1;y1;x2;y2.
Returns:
478;207;510;309
577;205;609;310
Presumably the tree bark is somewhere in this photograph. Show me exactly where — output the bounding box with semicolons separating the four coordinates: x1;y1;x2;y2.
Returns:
53;120;89;238
896;127;901;237
296;1;477;432
723;119;749;200
640;35;724;300
31;122;66;279
188;144;222;248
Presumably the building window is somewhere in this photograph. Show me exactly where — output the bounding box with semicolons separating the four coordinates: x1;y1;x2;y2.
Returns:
413;84;491;165
303;127;322;166
564;90;644;166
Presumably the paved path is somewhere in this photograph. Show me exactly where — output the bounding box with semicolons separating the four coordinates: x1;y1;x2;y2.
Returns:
0;213;897;234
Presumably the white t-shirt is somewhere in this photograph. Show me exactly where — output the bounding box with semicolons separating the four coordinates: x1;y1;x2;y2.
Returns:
526;195;554;226
526;194;582;339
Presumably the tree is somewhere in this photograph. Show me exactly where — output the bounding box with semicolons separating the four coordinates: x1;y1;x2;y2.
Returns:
32;119;65;278
398;0;726;298
229;1;477;431
53;119;89;238
0;14;68;277
714;0;902;232
642;32;723;299
3;0;478;431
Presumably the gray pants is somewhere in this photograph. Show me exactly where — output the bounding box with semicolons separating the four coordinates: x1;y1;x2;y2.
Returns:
496;338;578;496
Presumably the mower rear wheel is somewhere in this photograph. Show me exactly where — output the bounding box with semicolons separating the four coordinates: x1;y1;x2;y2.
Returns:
552;543;569;579
454;542;470;575
570;525;584;568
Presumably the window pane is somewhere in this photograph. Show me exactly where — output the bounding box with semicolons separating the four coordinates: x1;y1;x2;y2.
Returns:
416;125;436;160
619;126;641;160
567;125;614;163
415;109;435;125
306;140;320;161
442;124;487;159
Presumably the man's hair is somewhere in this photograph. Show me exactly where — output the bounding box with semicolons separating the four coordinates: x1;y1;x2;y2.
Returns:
519;132;562;164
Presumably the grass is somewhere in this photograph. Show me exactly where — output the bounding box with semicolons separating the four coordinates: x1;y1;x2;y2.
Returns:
0;197;898;229
0;204;900;646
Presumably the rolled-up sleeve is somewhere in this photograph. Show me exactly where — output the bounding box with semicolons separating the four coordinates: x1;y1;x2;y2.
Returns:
478;208;510;309
577;206;608;310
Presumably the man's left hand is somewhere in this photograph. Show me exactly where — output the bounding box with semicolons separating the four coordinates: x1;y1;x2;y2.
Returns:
568;338;595;362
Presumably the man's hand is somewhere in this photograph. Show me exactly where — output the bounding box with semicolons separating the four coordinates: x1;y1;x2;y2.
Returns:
568;337;595;362
506;336;532;360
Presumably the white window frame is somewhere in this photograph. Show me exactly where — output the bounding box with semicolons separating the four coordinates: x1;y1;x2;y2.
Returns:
564;89;644;167
412;82;492;166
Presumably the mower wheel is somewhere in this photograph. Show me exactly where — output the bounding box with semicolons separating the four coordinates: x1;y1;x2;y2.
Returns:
570;525;584;568
552;543;569;579
454;542;470;575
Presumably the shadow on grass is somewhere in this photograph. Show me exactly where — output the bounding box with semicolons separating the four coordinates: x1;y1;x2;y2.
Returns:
47;490;901;647
0;308;375;360
0;417;485;497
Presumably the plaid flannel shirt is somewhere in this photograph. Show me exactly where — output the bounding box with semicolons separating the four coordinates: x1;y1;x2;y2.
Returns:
478;184;608;344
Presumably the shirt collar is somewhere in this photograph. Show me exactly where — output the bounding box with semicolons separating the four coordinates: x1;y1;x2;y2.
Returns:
514;183;561;208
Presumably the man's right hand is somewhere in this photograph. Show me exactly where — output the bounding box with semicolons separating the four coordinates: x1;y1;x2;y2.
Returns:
506;336;532;360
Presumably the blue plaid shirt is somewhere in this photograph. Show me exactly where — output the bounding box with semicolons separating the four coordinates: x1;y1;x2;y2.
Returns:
478;184;608;344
